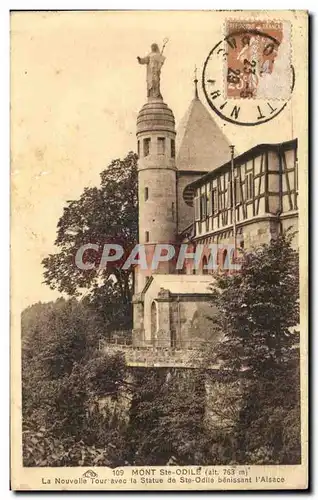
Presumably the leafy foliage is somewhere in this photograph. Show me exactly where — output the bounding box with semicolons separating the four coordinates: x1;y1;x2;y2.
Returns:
42;151;138;332
206;231;301;464
125;369;207;465
209;231;299;374
22;298;95;381
22;298;130;466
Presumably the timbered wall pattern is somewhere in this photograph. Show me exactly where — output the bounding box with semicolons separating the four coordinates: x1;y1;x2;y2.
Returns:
193;143;298;241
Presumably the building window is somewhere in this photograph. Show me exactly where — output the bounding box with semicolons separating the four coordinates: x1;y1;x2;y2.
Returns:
143;138;150;157
245;173;253;200
144;187;149;201
157;137;165;154
194;195;201;221
206;192;210;215
235;178;241;204
145;231;149;242
171;139;175;158
200;194;207;220
211;188;218;214
171;202;175;221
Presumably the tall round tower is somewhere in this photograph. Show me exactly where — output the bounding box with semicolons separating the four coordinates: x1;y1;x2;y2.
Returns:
135;95;177;293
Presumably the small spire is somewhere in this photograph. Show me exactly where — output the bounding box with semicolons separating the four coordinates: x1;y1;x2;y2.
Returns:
194;65;199;99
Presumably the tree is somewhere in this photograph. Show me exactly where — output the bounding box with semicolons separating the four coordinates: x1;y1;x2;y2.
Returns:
237;360;301;464
42;151;138;333
211;230;299;376
22;298;131;466
125;368;207;465
207;230;300;464
22;353;130;467
22;298;101;418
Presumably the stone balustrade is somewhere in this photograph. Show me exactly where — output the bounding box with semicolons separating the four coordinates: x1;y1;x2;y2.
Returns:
100;340;219;369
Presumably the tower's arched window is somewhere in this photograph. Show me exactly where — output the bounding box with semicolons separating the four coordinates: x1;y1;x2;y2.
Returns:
137;140;140;157
157;137;165;155
144;187;149;201
143;138;150;157
145;231;149;242
171;139;176;158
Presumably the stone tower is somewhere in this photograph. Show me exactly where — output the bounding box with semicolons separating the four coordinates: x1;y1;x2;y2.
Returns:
135;96;177;294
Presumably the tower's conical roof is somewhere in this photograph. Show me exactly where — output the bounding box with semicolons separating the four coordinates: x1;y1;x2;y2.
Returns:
176;93;231;172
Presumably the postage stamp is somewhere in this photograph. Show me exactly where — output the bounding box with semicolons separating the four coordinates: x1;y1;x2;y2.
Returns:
224;20;292;101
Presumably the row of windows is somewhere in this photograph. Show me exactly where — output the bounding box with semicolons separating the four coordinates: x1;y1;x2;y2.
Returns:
177;243;244;275
200;247;244;274
137;137;176;158
141;242;243;268
194;174;254;221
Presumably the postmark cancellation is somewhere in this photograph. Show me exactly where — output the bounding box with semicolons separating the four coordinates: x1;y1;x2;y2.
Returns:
203;19;294;125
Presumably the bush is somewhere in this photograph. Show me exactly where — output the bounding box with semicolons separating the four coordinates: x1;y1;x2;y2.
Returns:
23;426;112;467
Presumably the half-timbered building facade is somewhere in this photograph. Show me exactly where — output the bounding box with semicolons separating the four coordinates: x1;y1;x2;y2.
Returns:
181;139;298;274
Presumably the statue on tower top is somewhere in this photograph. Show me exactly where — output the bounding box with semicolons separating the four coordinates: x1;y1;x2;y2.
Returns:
137;41;168;99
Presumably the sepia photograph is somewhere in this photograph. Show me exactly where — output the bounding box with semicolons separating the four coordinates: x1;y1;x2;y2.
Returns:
10;10;308;490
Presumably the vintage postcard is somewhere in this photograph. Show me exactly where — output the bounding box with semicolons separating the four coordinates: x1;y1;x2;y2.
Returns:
11;10;308;490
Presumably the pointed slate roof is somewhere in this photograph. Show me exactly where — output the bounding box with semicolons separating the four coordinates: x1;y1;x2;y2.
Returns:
176;92;231;172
